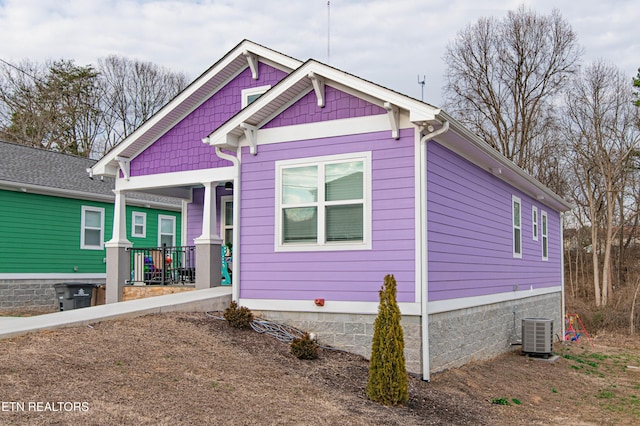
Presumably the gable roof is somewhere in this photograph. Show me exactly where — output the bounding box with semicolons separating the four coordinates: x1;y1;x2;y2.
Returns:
91;39;570;212
0;141;180;209
91;40;302;176
204;59;441;149
203;59;571;212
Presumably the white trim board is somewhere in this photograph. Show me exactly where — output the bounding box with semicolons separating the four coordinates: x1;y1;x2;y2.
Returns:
241;286;561;317
427;286;562;314
0;273;106;280
241;299;422;316
115;166;235;192
239;114;412;148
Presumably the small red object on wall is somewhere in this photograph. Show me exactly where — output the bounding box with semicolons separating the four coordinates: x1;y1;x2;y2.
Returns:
314;298;325;307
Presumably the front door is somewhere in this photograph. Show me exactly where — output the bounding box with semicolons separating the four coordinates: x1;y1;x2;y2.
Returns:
221;196;233;285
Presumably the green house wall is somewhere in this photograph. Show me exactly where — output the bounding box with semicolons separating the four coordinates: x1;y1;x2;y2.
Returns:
0;189;181;274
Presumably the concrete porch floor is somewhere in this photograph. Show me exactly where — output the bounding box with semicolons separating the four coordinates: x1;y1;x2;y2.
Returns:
0;286;232;340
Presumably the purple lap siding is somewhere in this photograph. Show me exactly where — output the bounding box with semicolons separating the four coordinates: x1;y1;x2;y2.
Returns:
239;128;416;303
186;186;229;246
426;142;562;301
130;63;288;177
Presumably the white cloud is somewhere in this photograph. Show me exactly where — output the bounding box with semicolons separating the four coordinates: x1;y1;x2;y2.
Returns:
0;0;638;106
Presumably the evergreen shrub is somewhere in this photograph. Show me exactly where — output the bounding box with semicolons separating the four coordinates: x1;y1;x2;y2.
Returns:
223;301;254;329
366;274;408;405
290;333;319;360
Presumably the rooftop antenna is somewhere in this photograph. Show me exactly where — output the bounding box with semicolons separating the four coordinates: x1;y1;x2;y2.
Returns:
327;1;331;63
418;74;426;101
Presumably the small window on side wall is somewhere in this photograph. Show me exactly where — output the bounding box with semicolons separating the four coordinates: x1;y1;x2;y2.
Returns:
81;206;104;250
132;212;146;238
541;210;548;261
532;206;538;241
512;196;522;258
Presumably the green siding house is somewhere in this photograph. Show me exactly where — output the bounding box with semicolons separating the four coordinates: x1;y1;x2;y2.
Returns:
0;141;182;310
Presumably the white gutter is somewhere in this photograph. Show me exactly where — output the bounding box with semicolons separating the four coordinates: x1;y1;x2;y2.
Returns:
418;121;450;382
0;180;181;211
215;146;241;303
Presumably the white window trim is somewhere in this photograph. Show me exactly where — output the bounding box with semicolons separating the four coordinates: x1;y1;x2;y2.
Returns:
512;195;522;258
158;214;176;247
275;151;372;252
241;85;271;108
132;211;147;238
532;206;538;241
541;210;548;261
220;195;233;246
81;206;104;250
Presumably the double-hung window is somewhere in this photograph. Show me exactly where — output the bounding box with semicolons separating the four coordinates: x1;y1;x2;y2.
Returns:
132;212;146;238
541;210;548;261
276;152;371;251
532;206;538;241
512;196;522;258
81;206;104;250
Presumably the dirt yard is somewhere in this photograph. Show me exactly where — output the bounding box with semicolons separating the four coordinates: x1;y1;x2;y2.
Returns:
0;311;639;425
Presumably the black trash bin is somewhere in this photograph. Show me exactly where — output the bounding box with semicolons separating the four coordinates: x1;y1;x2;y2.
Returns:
53;283;97;311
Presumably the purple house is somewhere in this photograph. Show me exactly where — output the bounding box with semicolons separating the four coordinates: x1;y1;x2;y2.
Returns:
91;40;570;379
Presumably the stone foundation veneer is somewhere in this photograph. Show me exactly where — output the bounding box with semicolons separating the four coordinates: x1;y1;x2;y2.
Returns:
253;292;561;377
428;292;562;373
0;279;105;311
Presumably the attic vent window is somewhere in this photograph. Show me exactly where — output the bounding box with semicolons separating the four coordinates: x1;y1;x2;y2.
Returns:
241;85;271;108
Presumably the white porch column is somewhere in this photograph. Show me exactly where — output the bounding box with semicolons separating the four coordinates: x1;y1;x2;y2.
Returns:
194;182;222;289
105;189;132;303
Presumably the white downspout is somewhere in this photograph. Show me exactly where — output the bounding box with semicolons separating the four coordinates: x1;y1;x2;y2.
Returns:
418;120;450;382
560;212;566;339
215;146;241;303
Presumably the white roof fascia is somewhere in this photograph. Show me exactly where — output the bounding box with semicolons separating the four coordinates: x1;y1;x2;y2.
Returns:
435;111;572;212
92;40;302;176
205;61;441;147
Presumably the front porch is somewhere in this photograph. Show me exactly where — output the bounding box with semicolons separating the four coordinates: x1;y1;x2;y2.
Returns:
125;244;232;287
104;172;237;303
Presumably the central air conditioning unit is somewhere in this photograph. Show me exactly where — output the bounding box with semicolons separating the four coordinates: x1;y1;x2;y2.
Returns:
522;318;553;357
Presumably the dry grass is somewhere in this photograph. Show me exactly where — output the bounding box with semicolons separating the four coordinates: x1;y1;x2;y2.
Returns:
0;312;639;425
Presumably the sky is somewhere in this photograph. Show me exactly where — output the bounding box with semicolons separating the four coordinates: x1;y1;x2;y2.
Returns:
0;0;637;106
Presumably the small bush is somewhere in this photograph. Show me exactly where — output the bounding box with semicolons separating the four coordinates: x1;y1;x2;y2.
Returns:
223;301;254;329
290;333;319;360
491;397;510;405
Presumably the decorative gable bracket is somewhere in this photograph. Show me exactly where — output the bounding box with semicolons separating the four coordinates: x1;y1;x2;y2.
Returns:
307;72;325;108
115;156;130;181
240;122;258;155
243;50;259;80
383;102;400;140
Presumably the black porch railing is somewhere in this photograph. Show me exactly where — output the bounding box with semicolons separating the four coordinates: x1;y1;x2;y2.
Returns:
127;245;195;285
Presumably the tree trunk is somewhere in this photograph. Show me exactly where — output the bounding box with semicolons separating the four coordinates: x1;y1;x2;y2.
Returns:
630;279;640;335
591;230;601;306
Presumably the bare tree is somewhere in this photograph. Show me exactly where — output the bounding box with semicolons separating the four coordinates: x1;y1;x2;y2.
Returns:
442;6;582;190
0;59;103;156
97;55;189;154
0;56;188;157
0;60;51;148
564;61;640;307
